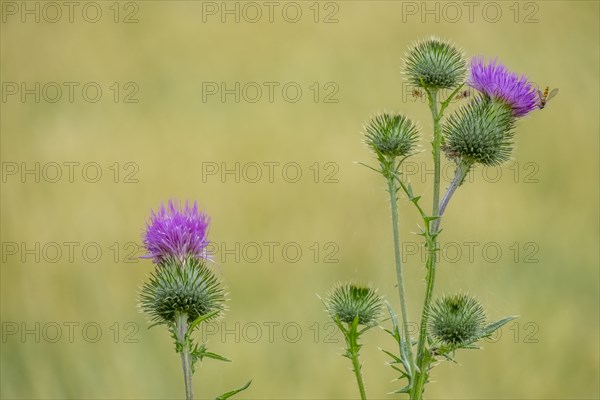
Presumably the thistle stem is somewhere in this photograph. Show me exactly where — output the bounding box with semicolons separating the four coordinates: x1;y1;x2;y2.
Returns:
430;90;442;219
412;166;470;400
386;172;415;375
412;90;441;399
346;326;367;400
411;241;436;399
175;312;194;400
434;162;470;233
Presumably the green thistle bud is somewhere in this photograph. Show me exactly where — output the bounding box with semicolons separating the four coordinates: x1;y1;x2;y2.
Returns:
140;258;226;326
364;113;419;159
404;37;466;89
324;283;383;326
443;95;516;166
428;293;486;347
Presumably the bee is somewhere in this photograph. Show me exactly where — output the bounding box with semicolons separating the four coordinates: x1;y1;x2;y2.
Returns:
411;88;424;99
537;87;558;109
456;89;470;100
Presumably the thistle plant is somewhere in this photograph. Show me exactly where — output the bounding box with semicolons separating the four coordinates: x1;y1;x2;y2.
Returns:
321;283;383;400
138;200;251;400
326;36;547;399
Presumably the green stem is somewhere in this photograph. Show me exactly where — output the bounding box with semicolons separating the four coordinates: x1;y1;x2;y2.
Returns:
175;312;194;400
411;90;442;399
411;239;436;399
411;167;471;399
348;331;367;400
396;178;428;221
433;162;470;233
386;170;415;375
430;90;442;220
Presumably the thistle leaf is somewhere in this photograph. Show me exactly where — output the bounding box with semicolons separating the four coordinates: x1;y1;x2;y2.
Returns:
482;316;518;337
188;309;220;334
215;380;252;400
202;351;231;362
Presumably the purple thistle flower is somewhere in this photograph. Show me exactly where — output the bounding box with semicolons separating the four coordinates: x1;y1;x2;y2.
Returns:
469;57;538;117
142;200;210;264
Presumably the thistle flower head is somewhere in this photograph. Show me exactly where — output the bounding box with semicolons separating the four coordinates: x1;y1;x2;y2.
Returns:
469;57;538;117
140;257;226;325
142;199;210;264
428;293;486;347
404;37;466;90
443;95;515;166
364;113;419;159
324;283;383;326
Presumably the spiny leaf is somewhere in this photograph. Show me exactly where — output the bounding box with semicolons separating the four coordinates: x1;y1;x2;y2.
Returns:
215;380;252;400
381;349;401;363
482;316;518;337
394;384;412;394
188;309;220;335
202;351;231;362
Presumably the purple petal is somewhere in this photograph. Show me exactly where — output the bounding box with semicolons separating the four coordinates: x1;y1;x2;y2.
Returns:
469;57;538;117
142;199;210;264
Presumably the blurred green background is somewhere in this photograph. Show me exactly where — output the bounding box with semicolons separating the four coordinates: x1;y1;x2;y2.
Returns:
1;1;599;399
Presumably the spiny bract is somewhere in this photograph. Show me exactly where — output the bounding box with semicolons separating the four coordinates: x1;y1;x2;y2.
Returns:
404;37;466;89
140;257;225;325
443;95;515;166
427;293;486;347
325;283;383;326
364;113;419;159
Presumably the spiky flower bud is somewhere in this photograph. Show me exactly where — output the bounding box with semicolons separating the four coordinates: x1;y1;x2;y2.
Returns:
364;113;419;159
140;257;226;326
442;95;515;166
404;37;466;90
428;293;486;347
324;283;383;326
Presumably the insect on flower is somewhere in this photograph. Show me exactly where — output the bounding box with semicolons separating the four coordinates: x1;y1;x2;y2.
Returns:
412;88;424;99
537;86;558;109
456;89;470;100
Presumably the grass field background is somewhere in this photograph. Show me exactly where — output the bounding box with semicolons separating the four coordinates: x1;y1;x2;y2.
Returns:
1;1;599;399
